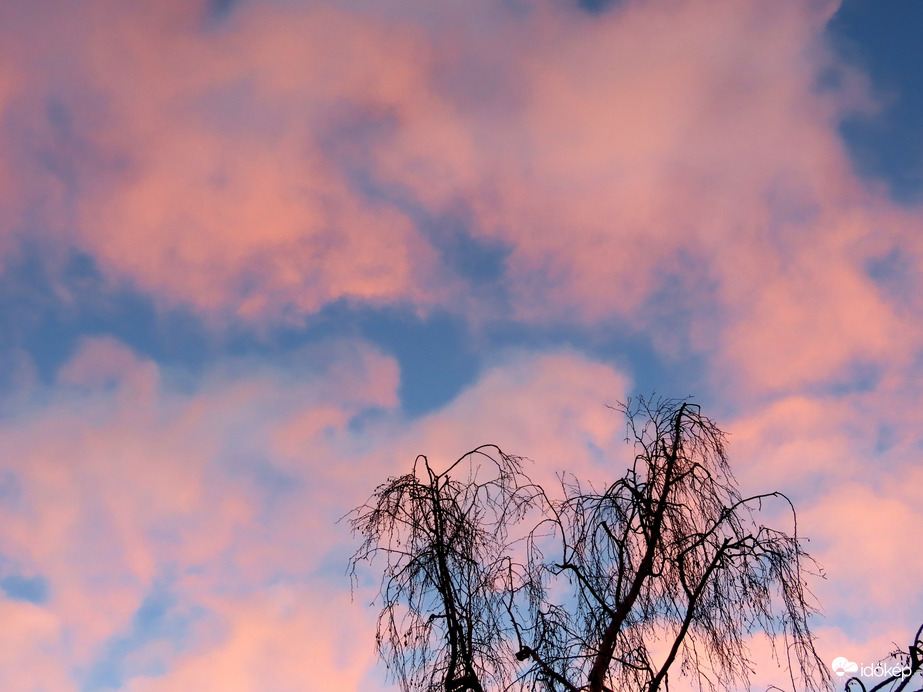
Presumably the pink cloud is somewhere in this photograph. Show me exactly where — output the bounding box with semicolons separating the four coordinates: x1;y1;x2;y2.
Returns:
0;343;633;689
122;587;382;692
728;394;879;489
0;600;75;691
0;0;921;397
81;4;456;322
724;386;923;645
0;337;918;689
0;1;450;322
363;0;919;391
806;483;923;614
354;350;633;492
1;0;922;683
0;336;400;676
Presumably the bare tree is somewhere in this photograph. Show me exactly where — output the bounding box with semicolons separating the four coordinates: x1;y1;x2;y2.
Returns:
348;446;543;692
349;397;830;692
842;623;923;692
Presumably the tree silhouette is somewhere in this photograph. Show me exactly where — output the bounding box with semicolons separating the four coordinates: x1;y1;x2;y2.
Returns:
349;397;830;692
842;623;923;692
348;446;543;692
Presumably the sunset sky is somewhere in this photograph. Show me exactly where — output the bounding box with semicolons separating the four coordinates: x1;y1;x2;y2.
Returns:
0;0;921;690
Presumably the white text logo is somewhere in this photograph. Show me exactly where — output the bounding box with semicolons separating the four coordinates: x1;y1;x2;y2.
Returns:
832;656;912;679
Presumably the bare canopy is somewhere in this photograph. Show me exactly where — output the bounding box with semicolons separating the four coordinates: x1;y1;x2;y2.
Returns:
348;397;830;692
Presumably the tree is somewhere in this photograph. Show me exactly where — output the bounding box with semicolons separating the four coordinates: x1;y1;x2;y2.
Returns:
349;397;830;692
347;446;543;692
842;623;923;692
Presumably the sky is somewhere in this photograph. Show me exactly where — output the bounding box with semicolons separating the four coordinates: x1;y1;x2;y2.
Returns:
0;0;921;690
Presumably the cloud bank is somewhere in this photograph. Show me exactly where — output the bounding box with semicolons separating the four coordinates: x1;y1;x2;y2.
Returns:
0;0;920;689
